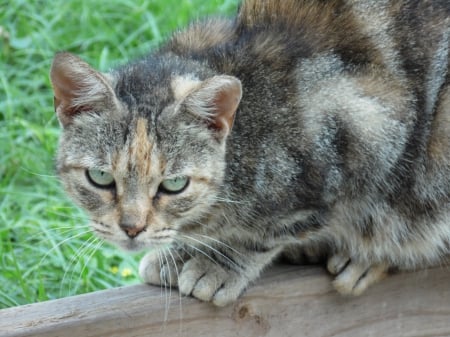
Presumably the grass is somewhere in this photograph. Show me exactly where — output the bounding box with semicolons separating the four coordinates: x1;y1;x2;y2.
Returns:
0;0;238;309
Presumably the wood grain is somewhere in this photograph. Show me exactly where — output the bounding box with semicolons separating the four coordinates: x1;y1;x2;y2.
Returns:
1;265;449;337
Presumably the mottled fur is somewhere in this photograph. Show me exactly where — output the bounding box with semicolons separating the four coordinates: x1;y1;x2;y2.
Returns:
51;0;450;306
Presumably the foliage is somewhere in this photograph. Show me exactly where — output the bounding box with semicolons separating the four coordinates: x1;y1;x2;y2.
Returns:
0;0;238;308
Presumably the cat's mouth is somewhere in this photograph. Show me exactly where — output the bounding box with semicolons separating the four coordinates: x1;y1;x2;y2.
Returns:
91;221;176;251
119;235;175;252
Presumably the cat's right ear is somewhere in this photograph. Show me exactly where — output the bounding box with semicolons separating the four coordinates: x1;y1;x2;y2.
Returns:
184;75;242;140
50;52;116;127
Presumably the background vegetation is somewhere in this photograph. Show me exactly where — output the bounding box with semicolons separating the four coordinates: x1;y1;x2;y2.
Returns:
0;0;238;308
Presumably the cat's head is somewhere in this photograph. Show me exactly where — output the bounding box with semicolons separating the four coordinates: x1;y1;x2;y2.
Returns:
50;52;241;251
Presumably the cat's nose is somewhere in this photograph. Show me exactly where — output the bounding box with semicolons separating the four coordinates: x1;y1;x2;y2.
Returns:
119;223;147;239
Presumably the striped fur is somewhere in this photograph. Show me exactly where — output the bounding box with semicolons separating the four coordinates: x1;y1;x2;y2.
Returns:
52;0;450;305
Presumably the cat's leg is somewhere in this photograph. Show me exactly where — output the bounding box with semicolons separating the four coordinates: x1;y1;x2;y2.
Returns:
281;242;327;264
139;243;282;306
327;253;388;295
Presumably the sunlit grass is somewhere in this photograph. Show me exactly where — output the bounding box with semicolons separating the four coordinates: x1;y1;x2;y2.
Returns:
0;0;238;308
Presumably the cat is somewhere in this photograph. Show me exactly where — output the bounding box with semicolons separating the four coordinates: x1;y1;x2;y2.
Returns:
50;0;450;307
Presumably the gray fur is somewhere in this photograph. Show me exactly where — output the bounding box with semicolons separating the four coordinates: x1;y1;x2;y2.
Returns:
51;0;450;306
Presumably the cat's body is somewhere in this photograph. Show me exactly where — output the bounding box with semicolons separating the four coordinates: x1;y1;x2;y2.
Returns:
51;0;450;306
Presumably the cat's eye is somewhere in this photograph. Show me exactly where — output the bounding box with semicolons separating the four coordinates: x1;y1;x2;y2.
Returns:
86;169;115;188
160;176;189;194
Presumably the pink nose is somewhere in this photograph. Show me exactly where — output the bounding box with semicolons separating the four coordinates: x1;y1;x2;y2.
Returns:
119;224;147;239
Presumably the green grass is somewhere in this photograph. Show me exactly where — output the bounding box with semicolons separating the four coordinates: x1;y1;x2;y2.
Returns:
0;0;238;309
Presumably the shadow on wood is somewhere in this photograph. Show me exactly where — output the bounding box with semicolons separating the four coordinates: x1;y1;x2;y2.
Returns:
1;265;449;337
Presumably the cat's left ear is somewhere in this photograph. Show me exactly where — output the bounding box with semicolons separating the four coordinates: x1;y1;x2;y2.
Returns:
50;52;118;127
184;75;242;139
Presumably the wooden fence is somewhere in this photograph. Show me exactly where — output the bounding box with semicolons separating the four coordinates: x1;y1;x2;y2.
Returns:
1;265;449;337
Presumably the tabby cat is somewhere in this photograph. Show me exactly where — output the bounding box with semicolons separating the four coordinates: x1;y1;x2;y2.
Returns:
50;0;450;306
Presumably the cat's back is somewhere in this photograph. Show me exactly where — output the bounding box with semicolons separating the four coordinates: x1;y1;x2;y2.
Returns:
167;0;449;70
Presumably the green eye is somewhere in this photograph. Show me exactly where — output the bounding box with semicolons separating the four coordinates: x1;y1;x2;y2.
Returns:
160;176;189;194
86;169;115;188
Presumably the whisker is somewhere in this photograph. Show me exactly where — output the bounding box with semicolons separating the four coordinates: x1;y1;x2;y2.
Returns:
155;249;169;324
167;248;183;331
52;227;91;239
22;226;88;246
211;196;245;205
19;166;59;179
178;240;220;268
75;238;104;288
161;249;172;324
191;233;244;257
173;241;195;261
53;224;90;231
37;229;94;270
180;234;241;270
69;236;101;291
67;236;101;295
47;213;88;222
155;250;165;296
171;247;187;264
59;235;98;297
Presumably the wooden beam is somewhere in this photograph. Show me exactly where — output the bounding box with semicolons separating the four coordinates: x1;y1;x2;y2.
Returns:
1;265;449;337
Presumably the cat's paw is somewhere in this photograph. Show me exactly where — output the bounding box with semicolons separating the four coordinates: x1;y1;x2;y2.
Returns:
139;249;185;287
178;256;248;307
139;249;249;306
327;254;388;296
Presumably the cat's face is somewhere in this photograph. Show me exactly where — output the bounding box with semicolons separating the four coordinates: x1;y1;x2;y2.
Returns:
51;53;241;251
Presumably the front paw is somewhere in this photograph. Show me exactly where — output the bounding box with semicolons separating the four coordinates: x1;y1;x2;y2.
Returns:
327;253;388;296
178;256;248;307
139;248;185;287
139;249;249;306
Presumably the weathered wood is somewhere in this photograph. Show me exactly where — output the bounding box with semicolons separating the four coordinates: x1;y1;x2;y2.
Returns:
0;265;449;337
